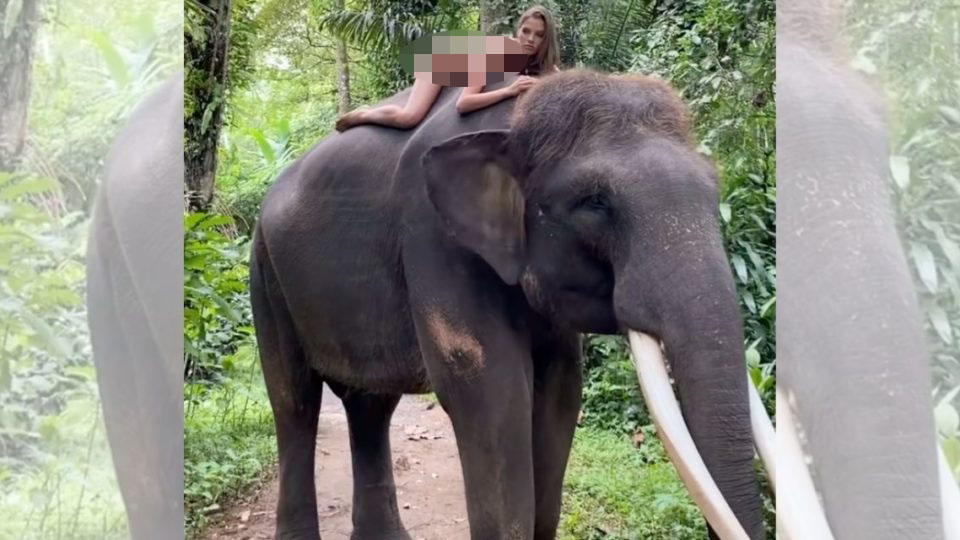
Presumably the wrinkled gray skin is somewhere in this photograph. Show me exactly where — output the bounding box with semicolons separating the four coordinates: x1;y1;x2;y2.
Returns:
778;7;943;539
87;74;184;539
251;70;762;539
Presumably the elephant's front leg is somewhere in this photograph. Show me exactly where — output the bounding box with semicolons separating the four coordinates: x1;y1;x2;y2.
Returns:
530;328;582;540
413;304;537;539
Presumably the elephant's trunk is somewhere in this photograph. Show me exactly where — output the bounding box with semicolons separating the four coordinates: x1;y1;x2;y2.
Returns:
615;237;764;539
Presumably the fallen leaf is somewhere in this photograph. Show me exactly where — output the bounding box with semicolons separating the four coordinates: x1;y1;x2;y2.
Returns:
240;510;251;523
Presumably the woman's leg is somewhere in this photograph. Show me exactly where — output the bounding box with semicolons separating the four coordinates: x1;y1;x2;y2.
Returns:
335;79;443;131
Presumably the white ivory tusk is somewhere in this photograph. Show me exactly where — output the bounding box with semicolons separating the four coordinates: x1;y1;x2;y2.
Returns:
628;331;750;540
776;385;835;540
939;445;960;540
749;382;776;491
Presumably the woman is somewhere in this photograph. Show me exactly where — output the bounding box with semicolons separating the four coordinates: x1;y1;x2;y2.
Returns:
335;5;560;132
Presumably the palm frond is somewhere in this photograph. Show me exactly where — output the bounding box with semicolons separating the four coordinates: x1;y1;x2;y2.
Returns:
588;0;657;71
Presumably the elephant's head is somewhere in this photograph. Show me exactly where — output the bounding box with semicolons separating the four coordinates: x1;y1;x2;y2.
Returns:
422;70;764;538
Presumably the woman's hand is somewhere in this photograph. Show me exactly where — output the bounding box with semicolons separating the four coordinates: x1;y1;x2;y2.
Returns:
508;75;537;96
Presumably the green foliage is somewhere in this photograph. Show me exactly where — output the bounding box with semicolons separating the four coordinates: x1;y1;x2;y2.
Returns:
0;173;89;469
27;0;181;208
184;212;254;381
184;344;277;534
629;0;777;380
580;335;649;435
2;0;178;536
182;212;276;535
0;173;128;537
845;0;960;477
559;427;705;539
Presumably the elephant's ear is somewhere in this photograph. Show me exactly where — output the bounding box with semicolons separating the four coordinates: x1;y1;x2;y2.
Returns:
422;129;525;285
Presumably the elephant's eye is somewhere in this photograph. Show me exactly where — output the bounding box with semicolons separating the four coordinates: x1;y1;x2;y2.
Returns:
575;193;610;214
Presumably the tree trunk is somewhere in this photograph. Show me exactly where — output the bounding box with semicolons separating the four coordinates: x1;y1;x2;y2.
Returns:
184;0;233;211
334;0;350;115
0;0;41;172
479;0;509;34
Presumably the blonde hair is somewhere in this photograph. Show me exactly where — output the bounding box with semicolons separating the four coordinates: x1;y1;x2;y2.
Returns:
516;5;560;74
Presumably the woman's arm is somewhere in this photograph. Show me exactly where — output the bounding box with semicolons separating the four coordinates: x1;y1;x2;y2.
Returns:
456;85;515;115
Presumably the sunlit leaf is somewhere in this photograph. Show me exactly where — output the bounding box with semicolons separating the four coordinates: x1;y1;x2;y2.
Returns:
718;203;731;223
929;304;953;345
910;242;938;294
85;29;132;88
731;254;748;283
935;402;960;437
939;105;960;125
890;155;911;190
18;306;72;359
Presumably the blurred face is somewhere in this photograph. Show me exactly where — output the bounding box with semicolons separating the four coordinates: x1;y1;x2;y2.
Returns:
516;16;546;56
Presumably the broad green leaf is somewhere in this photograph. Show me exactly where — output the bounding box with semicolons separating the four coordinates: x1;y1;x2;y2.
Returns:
718;203;731;223
760;296;776;318
939;385;960;409
942;437;960;480
889;155;911;190
85;29;131;87
185;256;208;270
939;105;960;125
210;291;241;323
731;254;748;283
200;105;214;135
935;402;960;437
745;346;760;368
193;214;233;231
929;304;953;345
910;243;938;294
18;306;71;359
922;220;960;271
247;128;276;165
0;177;59;201
185;213;208;230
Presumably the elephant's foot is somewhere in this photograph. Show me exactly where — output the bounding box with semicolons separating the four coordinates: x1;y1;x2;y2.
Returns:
350;527;412;540
275;525;321;540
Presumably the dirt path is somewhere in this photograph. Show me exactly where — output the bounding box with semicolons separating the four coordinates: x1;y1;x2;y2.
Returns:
202;384;470;540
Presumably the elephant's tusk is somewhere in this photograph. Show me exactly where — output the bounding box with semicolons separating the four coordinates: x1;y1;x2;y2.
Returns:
776;385;835;540
749;382;776;491
939;445;960;540
628;331;750;540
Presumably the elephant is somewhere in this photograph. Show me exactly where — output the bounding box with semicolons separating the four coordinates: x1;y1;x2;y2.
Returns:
251;68;766;540
86;73;184;540
777;2;959;539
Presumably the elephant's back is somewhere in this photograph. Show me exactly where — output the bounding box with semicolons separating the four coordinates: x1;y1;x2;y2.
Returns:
251;79;518;393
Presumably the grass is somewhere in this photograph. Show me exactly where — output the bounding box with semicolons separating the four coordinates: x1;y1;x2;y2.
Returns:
0;388;129;539
558;426;707;540
184;343;278;536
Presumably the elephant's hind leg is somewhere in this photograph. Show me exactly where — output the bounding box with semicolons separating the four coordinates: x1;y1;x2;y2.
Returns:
251;250;323;540
328;382;411;540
